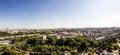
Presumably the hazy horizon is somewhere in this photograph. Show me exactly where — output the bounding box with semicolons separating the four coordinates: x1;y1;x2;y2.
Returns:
0;0;120;29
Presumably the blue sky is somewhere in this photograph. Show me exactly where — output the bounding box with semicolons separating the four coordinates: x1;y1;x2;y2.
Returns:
0;0;120;29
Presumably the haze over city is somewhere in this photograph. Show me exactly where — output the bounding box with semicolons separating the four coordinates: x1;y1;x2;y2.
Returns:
1;0;120;55
0;0;120;29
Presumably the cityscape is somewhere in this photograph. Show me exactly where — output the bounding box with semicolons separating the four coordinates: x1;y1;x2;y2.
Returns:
0;0;120;55
0;27;119;55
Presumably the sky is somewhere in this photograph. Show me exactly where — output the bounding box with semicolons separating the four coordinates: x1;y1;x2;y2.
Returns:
0;0;120;29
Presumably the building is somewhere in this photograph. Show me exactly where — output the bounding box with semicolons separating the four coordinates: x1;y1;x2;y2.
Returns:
38;35;47;40
0;40;10;45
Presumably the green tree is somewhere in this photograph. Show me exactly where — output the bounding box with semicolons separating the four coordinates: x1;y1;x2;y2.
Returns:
34;45;49;52
12;37;19;43
46;37;56;45
106;46;112;52
2;49;23;55
87;47;94;54
57;38;66;46
39;39;46;45
33;45;42;52
27;37;40;46
111;43;119;50
78;42;87;53
65;37;75;46
48;45;55;52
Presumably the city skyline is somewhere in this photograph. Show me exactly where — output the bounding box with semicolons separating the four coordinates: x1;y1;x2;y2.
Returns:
0;0;120;29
